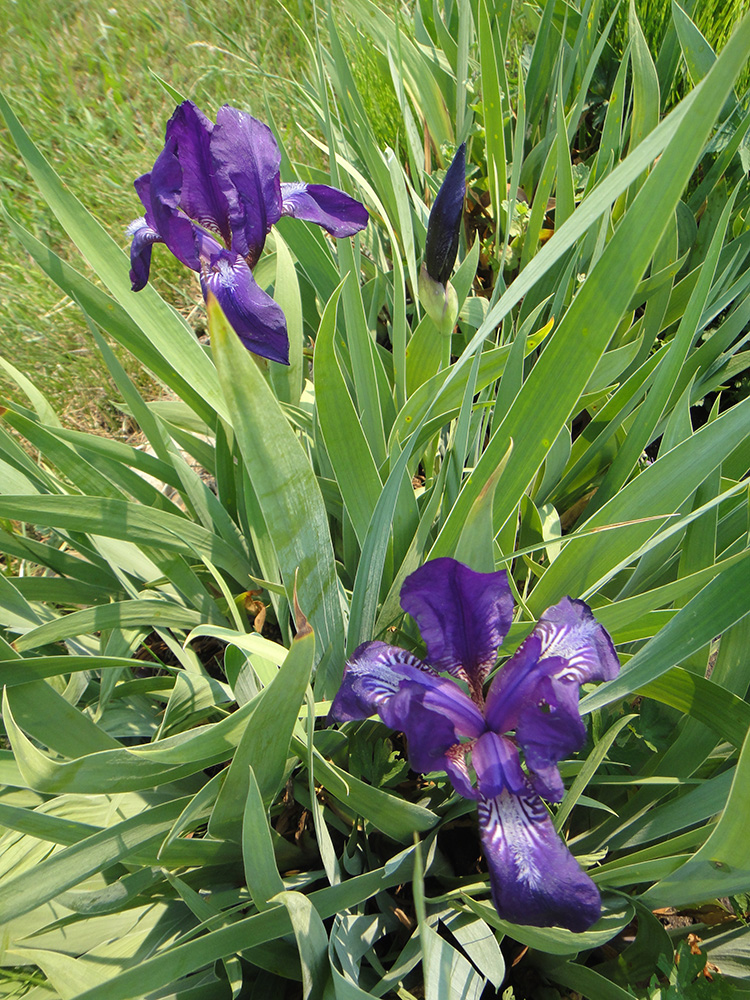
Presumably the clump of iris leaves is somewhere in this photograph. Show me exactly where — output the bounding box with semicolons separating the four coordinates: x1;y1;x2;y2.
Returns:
1;0;750;997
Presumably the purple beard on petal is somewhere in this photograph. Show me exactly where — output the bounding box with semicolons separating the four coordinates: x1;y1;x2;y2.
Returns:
329;557;620;932
127;99;368;365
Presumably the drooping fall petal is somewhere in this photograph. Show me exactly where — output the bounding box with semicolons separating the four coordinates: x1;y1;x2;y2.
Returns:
329;640;485;739
281;182;370;236
127;217;161;292
328;639;485;783
473;732;602;932
534;597;620;682
200;248;289;365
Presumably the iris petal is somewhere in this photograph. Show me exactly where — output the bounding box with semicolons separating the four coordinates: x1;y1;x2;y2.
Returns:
443;743;478;800
280;182;369;236
484;634;545;733
133;172;156;226
486;597;619;802
164;102;232;246
485;602;618;735
211;105;283;266
534;597;620;684
484;641;585;799
329;640;486;786
127;217;161;292
200;248;289;365
388;687;477;785
148;136;203;271
329;640;485;738
329;641;426;721
474;733;601;931
516;674;587;801
400;558;513;697
471;730;517;798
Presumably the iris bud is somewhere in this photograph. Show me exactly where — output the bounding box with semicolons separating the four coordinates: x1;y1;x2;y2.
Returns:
419;142;466;335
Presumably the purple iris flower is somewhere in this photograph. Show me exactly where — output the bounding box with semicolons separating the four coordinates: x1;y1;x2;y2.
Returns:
127;101;369;365
330;557;619;932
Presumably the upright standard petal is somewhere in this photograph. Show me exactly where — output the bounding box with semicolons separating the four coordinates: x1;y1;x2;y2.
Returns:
147;136;204;272
474;732;601;932
163;101;232;246
280;182;369;236
200;247;289;365
400;558;513;699
211;105;283;266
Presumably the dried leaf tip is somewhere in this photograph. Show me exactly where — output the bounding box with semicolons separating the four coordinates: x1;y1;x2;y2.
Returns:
293;569;312;638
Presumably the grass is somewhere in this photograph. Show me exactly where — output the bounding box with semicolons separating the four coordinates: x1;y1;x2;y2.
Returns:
604;0;750;94
0;0;311;431
7;0;744;431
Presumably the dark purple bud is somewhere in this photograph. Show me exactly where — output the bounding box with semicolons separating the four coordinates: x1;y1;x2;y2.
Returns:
423;143;466;286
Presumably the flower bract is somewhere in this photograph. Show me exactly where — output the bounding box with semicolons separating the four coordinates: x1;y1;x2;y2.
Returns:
329;557;620;932
128;101;369;364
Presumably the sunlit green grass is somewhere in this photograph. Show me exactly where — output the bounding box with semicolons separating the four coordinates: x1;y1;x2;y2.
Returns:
604;0;750;94
0;0;311;430
2;0;747;434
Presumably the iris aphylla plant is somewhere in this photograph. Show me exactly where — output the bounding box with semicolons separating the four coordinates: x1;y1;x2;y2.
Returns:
127;100;368;363
330;557;620;932
5;0;750;993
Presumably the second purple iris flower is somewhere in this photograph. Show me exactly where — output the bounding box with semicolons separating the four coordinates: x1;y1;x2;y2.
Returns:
330;557;619;932
127;101;368;364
